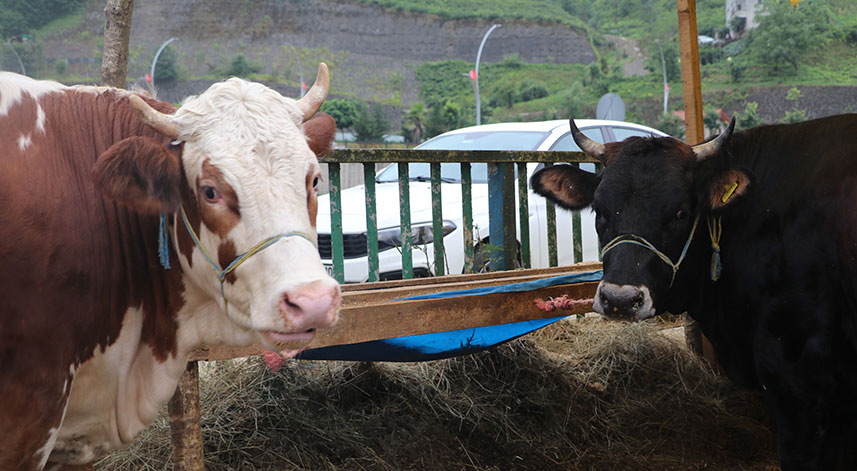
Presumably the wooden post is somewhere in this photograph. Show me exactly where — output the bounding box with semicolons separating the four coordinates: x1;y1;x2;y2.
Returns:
168;361;205;471
101;0;135;88
677;0;718;363
677;0;704;145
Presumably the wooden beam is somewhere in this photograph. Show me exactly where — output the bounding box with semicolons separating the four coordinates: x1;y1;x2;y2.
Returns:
168;361;205;471
189;263;600;362
677;0;704;144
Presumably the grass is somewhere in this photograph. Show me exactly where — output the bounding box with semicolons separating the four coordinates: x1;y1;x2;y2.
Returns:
351;0;587;30
94;317;778;471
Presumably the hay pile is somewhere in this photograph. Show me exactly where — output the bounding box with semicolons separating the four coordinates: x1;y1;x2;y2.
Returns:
95;318;779;470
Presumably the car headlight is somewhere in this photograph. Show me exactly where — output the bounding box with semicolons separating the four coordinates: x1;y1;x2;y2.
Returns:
377;220;457;250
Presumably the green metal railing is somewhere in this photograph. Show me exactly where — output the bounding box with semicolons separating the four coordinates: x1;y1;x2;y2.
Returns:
323;149;599;283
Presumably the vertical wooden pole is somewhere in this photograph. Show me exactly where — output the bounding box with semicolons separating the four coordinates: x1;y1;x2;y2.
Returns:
169;361;205;471
677;0;717;363
677;0;704;145
101;0;135;88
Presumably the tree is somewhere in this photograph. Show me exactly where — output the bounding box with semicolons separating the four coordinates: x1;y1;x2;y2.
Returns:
780;87;807;123
101;0;134;88
401;102;427;145
353;102;390;143
645;40;680;83
154;44;179;83
737;102;763;129
425;100;463;139
655;112;685;140
559;81;586;118
322;98;360;143
703;107;723;136
227;54;261;77
749;0;832;76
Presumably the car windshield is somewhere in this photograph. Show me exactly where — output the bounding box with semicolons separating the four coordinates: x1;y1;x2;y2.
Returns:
376;130;548;183
415;130;549;151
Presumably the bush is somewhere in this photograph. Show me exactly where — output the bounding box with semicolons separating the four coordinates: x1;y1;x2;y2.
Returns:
518;81;549;102
728;59;746;82
53;58;67;76
737;102;763;129
227;54;261;77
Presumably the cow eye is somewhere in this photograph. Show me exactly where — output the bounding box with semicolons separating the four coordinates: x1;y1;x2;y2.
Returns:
313;176;320;188
675;209;688;220
201;185;220;202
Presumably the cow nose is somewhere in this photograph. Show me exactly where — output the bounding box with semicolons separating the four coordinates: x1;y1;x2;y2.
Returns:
279;279;340;331
596;282;648;320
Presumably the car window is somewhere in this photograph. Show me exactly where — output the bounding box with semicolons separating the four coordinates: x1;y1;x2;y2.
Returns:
612;127;657;141
416;131;549;151
376;162;492;184
548;127;606;151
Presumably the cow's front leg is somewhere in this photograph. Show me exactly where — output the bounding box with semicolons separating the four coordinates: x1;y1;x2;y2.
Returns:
755;331;836;470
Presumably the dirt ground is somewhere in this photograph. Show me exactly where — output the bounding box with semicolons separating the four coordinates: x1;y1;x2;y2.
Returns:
96;316;780;471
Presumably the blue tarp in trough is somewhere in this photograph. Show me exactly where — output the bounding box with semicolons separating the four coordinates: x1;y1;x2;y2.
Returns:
297;270;603;362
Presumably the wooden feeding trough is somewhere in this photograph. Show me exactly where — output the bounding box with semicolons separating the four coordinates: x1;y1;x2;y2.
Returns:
168;261;601;470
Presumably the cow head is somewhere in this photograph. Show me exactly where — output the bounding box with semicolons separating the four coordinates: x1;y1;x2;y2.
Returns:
93;64;339;352
531;117;751;321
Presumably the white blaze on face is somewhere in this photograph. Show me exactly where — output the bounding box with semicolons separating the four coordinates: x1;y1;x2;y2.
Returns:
171;78;339;351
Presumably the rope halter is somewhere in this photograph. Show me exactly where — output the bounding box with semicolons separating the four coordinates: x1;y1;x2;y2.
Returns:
174;205;318;313
600;212;701;288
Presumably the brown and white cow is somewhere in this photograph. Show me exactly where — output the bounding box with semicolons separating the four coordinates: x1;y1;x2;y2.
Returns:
0;64;339;470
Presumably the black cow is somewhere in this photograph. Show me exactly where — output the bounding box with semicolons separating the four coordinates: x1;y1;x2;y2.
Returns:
530;114;857;470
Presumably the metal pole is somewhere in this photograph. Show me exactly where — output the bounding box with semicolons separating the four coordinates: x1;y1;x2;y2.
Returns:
284;43;305;98
656;39;669;115
4;39;26;75
475;24;501;126
150;37;177;93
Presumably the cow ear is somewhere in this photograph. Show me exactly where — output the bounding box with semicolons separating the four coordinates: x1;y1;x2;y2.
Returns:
530;164;599;210
702;168;753;211
303;112;336;158
93;136;182;214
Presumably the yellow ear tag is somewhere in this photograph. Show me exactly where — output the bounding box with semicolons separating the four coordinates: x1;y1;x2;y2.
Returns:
721;181;739;203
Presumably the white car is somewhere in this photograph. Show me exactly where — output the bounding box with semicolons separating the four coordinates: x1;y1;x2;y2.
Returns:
316;119;668;282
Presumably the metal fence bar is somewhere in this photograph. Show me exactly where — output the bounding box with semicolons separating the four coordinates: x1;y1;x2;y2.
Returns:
397;162;414;279
328;163;345;283
487;162;516;271
516;162;531;269
321;149;595;281
544;163;558;267
430;162;445;276
363;163;379;282
461;162;474;274
327;148;595;164
571;162;583;263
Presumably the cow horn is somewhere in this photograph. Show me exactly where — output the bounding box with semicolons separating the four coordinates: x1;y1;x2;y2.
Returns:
569;116;606;162
296;63;330;123
692;117;735;162
128;95;180;139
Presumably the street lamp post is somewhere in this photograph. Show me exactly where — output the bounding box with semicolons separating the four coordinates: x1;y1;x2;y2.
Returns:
149;37;177;93
284;43;305;98
474;24;501;126
4;38;26;75
656;39;669;115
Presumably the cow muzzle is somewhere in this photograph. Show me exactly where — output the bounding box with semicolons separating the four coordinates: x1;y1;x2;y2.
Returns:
593;282;655;321
260;279;340;351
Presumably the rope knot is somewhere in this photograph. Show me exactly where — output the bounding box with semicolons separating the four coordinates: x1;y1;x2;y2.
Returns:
707;216;723;282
